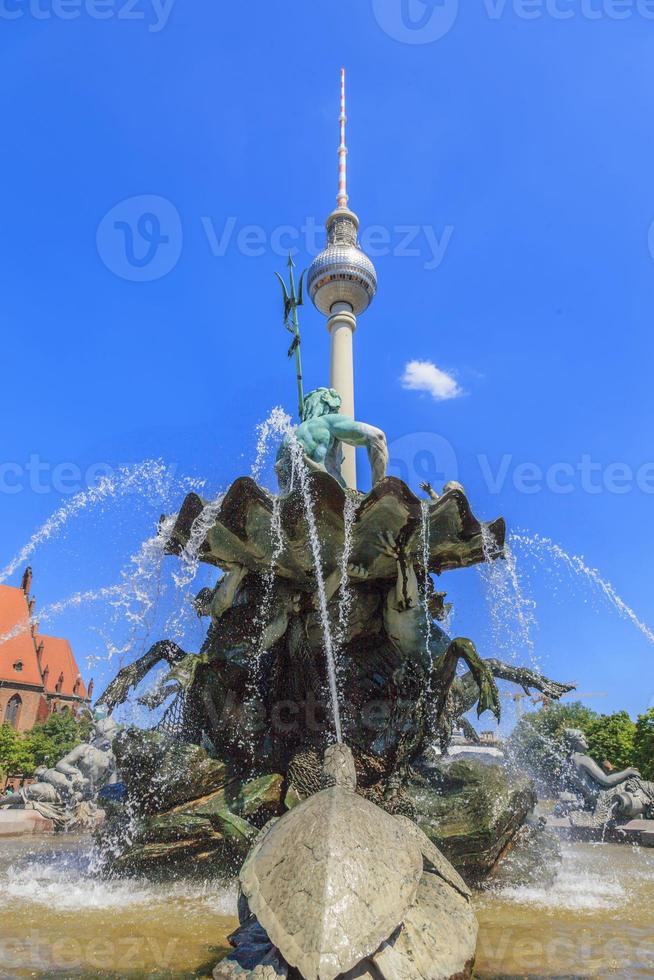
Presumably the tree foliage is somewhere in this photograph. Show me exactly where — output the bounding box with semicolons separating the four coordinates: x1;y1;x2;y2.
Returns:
0;711;88;781
0;725;36;778
585;711;636;771
25;711;86;768
634;708;654;780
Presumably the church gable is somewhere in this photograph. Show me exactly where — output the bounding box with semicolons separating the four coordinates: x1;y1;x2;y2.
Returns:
0;584;44;689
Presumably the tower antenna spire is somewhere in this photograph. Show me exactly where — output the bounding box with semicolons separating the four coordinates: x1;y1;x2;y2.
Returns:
308;70;377;489
337;67;348;210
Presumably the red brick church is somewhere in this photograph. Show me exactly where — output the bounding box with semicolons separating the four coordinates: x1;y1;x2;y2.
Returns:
0;568;92;732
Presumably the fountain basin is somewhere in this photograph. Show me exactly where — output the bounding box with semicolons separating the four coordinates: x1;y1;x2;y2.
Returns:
0;810;55;837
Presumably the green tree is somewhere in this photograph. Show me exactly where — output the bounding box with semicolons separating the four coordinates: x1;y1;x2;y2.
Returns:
0;725;36;779
634;708;654;780
0;712;90;784
23;711;85;769
585;711;636;771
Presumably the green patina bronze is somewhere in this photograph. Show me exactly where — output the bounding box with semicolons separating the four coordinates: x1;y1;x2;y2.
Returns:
275;254;306;420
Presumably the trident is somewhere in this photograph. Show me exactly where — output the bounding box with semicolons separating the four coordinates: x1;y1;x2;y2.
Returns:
275;253;306;421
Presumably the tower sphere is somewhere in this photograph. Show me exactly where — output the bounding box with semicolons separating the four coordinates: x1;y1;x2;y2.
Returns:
308;207;378;317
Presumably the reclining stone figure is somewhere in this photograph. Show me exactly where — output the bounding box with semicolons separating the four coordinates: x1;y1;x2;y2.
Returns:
0;715;121;821
561;728;654;823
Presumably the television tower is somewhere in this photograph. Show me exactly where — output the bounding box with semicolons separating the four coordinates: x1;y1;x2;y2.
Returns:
307;69;377;489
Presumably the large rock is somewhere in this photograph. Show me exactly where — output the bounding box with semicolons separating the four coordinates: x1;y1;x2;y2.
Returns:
170;773;285;844
99;734;285;878
101;804;241;878
122;811;225;871
112;728;230;813
406;757;536;883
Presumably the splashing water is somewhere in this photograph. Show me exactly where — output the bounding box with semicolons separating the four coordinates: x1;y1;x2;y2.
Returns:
420;500;433;662
164;494;226;641
0;460;197;586
291;447;342;743
97;515;184;678
0;513;183;686
251;407;292;485
65;517;177;664
511;531;654;646
478;524;537;664
0;840;238;915
251;492;285;680
172;496;225;592
250;407;343;742
112;515;177;632
493;841;630;912
335;494;357;655
0;461;207;682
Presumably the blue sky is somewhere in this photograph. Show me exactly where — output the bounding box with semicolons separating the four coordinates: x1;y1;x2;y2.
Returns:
1;1;653;727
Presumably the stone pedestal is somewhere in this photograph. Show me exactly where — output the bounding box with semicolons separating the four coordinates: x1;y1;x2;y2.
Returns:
0;810;54;837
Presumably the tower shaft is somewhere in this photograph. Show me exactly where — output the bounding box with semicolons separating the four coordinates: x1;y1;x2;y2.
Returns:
328;303;357;487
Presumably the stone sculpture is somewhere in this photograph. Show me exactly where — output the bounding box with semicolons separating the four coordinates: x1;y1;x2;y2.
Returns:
214;744;477;980
0;713;121;827
560;728;654;824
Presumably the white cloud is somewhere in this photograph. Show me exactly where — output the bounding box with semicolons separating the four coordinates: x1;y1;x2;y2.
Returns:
400;360;464;401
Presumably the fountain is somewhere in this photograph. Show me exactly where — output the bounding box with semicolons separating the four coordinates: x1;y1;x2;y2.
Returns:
86;396;566;976
0;72;582;979
76;358;577;975
80;361;579;977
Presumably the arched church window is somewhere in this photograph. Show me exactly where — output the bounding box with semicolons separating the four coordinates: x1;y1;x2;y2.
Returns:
4;695;22;729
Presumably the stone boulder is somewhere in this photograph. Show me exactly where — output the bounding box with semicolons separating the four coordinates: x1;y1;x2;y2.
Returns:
406;757;537;883
100;731;285;878
112;728;230;813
